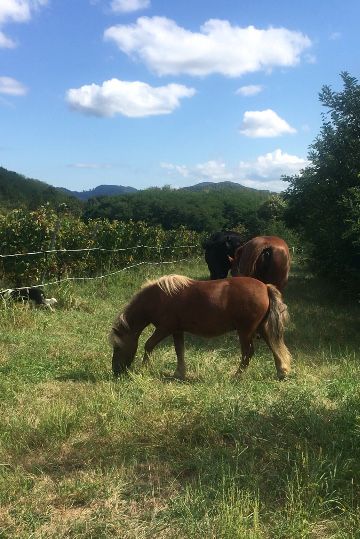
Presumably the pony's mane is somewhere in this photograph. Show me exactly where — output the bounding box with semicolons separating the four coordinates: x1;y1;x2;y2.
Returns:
111;312;130;335
143;274;193;296
111;275;193;336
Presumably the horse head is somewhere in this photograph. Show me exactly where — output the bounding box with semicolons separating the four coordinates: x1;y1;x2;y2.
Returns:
228;245;244;276
109;318;139;376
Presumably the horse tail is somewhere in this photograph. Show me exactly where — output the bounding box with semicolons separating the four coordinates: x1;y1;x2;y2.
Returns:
238;243;267;277
257;246;272;272
260;284;291;379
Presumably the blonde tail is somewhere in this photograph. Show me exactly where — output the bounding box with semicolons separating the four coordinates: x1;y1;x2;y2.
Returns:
261;284;291;379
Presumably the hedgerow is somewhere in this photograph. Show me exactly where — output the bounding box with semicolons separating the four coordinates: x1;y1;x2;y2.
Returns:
0;206;204;287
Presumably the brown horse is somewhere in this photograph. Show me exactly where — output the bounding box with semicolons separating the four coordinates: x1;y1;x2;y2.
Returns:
229;236;290;292
110;274;291;380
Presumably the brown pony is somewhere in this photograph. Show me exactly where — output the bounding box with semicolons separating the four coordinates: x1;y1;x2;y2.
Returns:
110;274;291;380
229;236;290;292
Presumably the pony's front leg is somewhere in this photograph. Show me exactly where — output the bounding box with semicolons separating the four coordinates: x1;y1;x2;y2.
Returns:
172;331;186;380
142;327;170;366
235;332;254;376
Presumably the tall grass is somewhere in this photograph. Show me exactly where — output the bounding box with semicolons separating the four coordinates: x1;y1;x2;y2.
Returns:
0;259;359;538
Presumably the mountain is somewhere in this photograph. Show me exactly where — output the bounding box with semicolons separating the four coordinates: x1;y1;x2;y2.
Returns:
60;184;137;201
181;181;270;194
0;167;80;212
64;180;270;200
0;165;271;211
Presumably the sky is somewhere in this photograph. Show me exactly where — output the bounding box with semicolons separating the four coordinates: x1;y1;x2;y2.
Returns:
0;0;359;193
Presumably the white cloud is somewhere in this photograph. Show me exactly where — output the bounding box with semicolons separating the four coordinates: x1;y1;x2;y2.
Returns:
0;0;48;48
0;30;16;48
66;78;196;118
195;160;235;181
0;1;30;24
161;149;307;192
104;17;312;77
160;162;190;178
236;84;263;97
239;109;296;138
68;163;113;169
238;149;307;179
0;0;48;24
0;76;27;95
110;0;150;13
329;31;341;40
239;177;287;192
161;160;235;181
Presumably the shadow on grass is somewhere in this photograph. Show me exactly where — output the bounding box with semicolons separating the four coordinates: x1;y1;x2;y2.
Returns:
158;372;204;384
19;381;360;519
55;370;97;383
285;265;360;356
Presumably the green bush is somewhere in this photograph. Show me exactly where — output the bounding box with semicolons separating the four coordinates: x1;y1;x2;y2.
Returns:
0;206;204;287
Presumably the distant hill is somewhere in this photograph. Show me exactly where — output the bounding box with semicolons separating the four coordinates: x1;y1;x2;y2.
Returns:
82;180;272;232
181;181;270;194
0;166;275;232
60;184;137;201
0;167;80;212
63;180;270;200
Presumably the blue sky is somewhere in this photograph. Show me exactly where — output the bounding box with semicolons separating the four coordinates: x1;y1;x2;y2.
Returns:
1;0;359;192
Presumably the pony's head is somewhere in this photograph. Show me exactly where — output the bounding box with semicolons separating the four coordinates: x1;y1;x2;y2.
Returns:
229;246;243;277
109;314;138;376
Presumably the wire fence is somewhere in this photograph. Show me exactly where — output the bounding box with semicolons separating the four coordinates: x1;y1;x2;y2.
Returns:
0;206;206;292
0;244;201;293
0;244;198;258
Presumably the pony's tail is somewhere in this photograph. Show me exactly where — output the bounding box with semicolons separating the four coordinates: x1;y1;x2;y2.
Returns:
257;246;272;273
261;284;291;379
237;243;265;277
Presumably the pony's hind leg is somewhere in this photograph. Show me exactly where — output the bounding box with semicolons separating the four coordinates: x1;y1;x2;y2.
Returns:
142;327;171;366
235;332;255;376
172;331;186;380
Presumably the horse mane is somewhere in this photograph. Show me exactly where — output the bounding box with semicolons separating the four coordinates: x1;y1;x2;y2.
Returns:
144;274;193;296
111;275;193;337
116;313;130;330
110;312;130;341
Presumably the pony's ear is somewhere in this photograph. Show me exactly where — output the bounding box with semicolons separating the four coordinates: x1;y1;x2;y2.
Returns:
228;255;234;263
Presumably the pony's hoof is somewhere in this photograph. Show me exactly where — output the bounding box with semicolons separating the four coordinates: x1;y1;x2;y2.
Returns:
233;368;245;378
173;371;186;381
112;368;130;379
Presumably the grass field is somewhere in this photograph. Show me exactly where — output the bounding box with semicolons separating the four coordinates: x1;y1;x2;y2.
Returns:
0;258;359;538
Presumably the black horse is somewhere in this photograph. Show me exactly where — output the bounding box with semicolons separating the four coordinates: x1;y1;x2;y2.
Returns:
203;230;246;279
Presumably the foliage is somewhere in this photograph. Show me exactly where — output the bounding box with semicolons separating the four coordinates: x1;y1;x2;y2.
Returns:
83;186;269;233
284;72;360;285
0;206;204;287
341;185;360;247
257;194;287;222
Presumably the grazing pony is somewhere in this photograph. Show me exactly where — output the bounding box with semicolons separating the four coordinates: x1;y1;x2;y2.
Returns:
203;230;245;279
110;274;291;381
230;236;290;292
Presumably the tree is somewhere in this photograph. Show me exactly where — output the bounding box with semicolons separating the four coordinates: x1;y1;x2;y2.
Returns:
257;195;287;222
284;72;360;283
